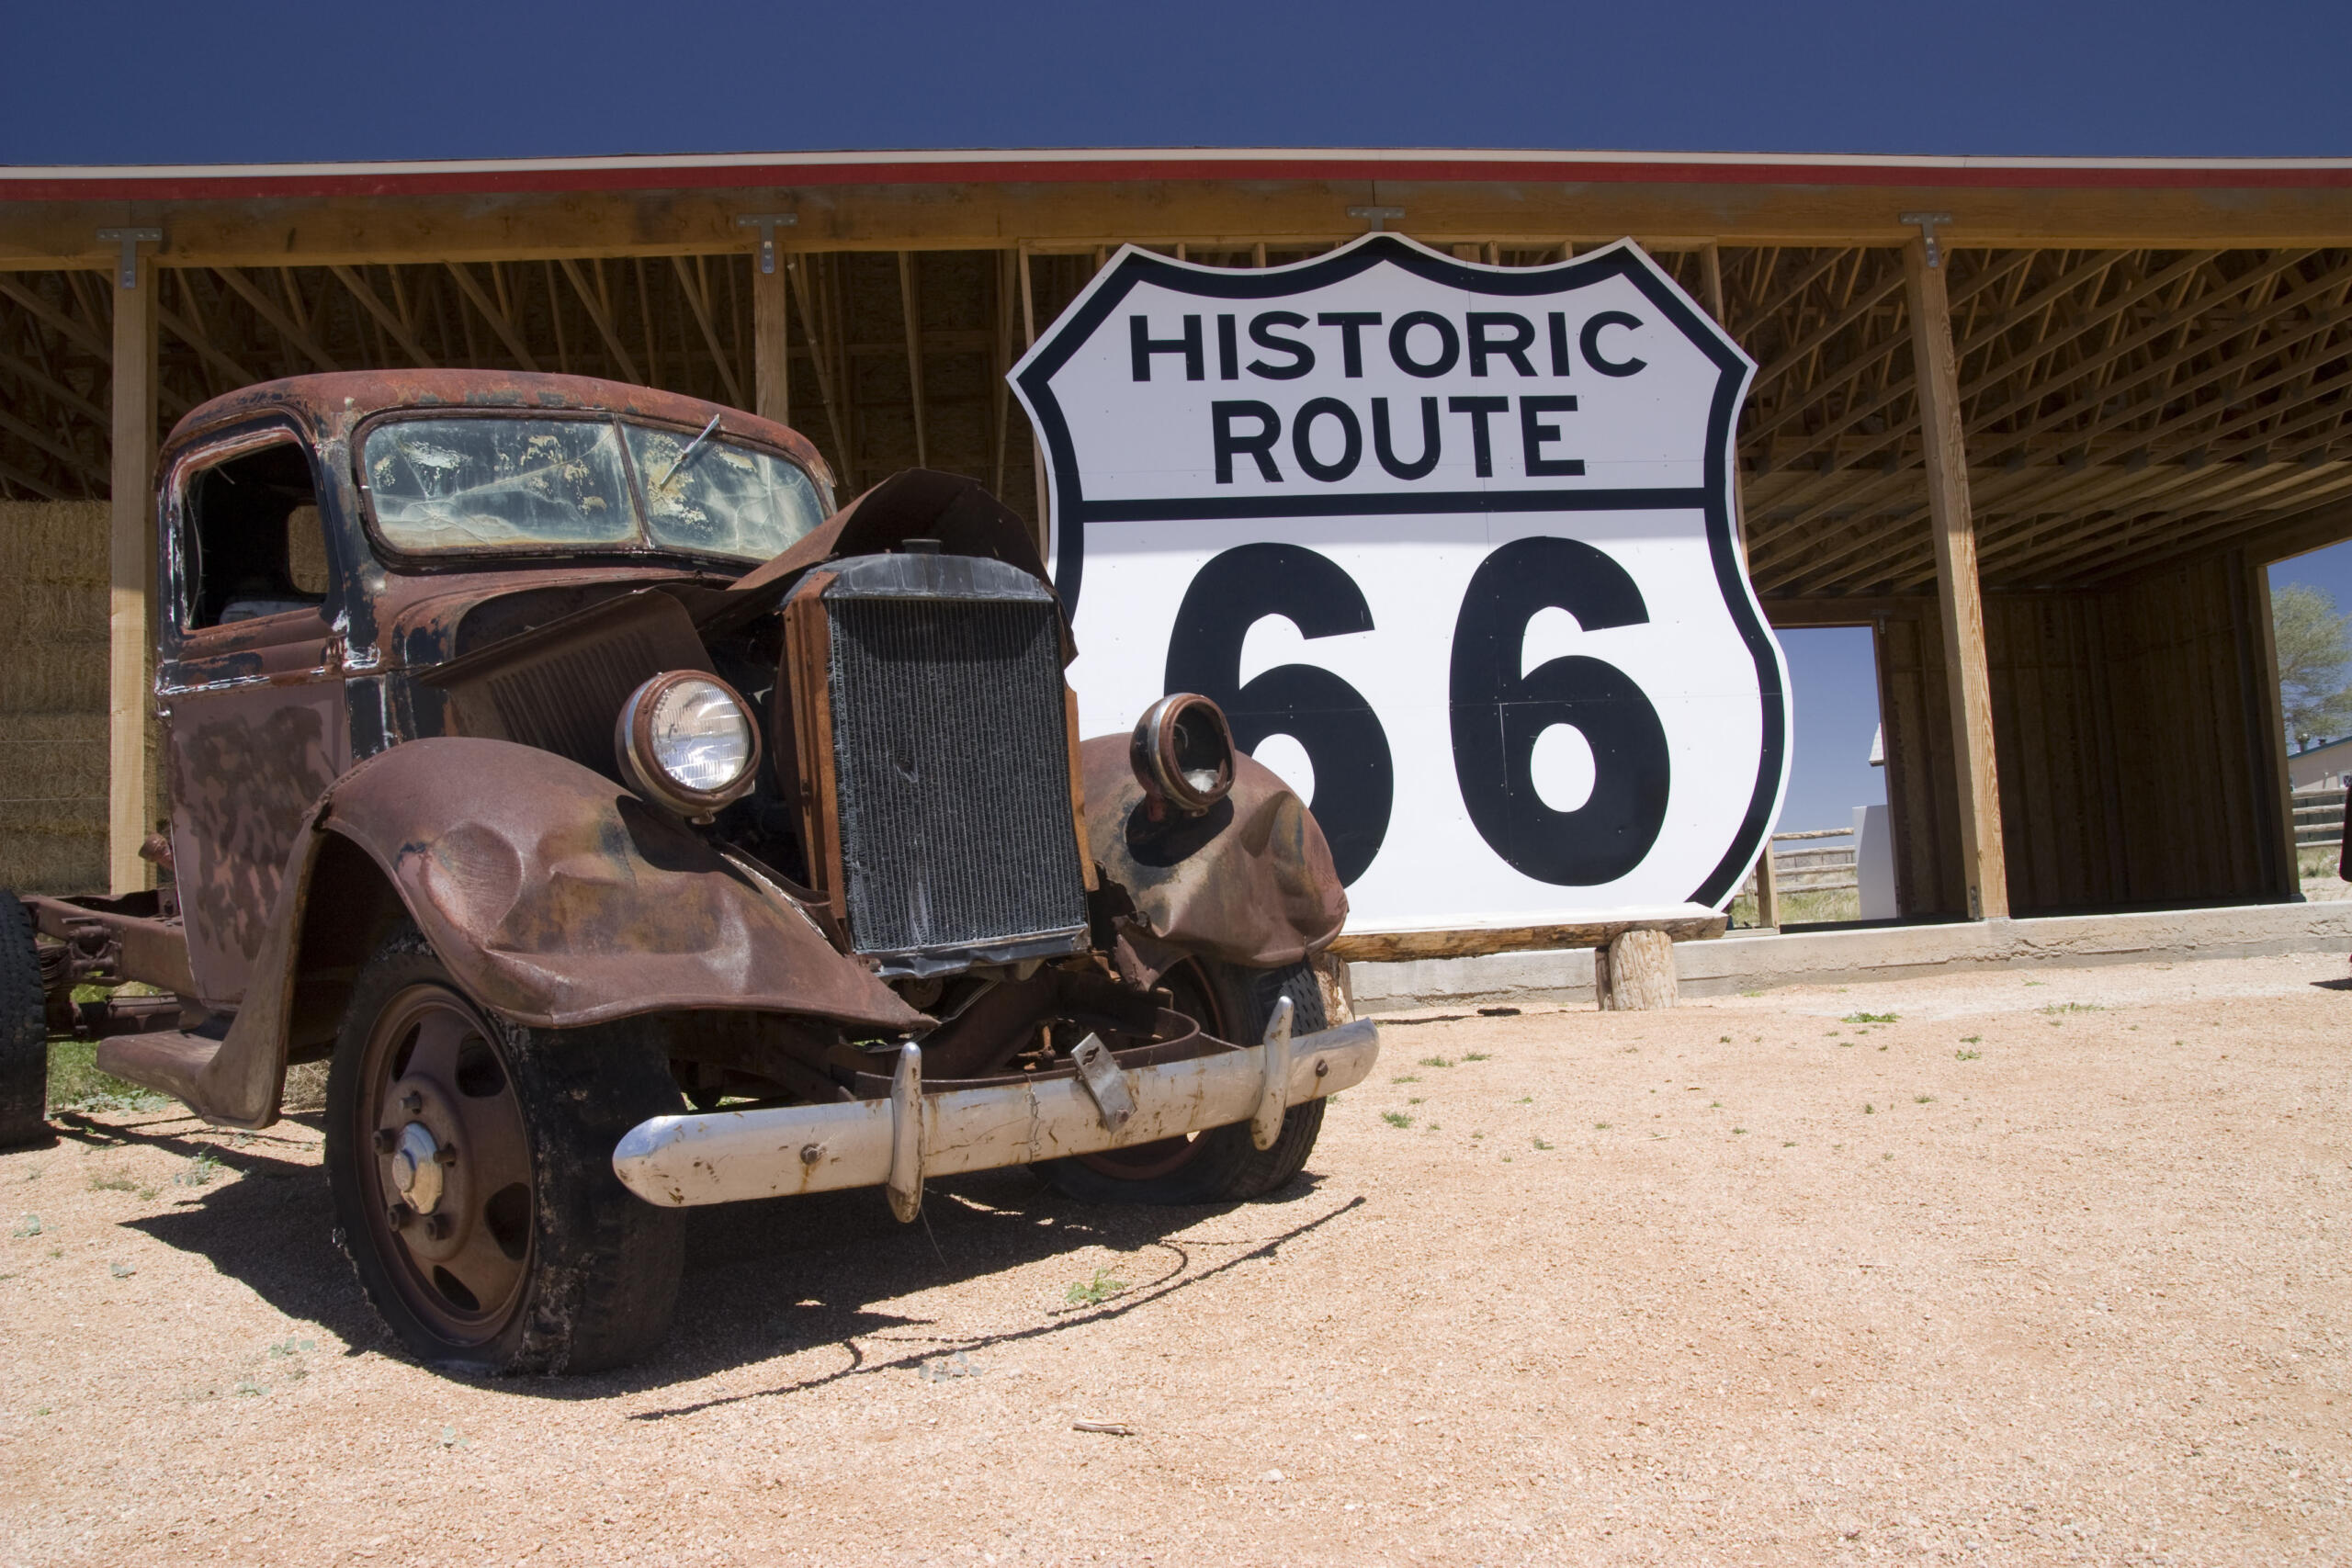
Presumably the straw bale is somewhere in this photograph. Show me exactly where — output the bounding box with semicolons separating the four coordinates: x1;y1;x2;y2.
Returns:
0;502;111;893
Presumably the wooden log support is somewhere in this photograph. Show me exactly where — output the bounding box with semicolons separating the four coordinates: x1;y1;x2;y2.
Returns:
1905;231;2010;920
1596;929;1678;1010
107;245;159;894
750;250;790;427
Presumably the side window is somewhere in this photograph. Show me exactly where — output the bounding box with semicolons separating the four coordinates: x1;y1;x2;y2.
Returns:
181;442;331;629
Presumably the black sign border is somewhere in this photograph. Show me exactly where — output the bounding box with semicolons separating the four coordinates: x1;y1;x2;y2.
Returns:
1013;232;1782;910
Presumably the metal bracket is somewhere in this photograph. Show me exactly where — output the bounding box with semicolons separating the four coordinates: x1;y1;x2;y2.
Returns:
95;227;164;289
1069;1032;1136;1136
886;1042;924;1223
1347;206;1406;233
1250;996;1295;1151
1898;211;1953;271
735;212;798;276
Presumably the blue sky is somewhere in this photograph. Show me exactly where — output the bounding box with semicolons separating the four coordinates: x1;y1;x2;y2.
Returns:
5;0;2340;834
1;3;2346;164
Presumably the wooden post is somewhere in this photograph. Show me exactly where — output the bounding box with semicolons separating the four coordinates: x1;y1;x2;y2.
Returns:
1596;929;1677;1010
1704;243;1781;930
1019;246;1048;554
898;252;927;467
751;250;789;427
107;247;159;894
1904;235;2009;919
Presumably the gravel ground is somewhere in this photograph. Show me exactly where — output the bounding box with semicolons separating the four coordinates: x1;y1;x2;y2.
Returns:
2;950;2347;1566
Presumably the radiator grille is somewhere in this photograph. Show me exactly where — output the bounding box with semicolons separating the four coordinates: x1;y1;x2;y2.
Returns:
826;595;1087;964
484;629;665;769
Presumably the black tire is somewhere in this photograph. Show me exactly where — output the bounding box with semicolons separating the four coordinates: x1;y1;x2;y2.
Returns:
0;893;52;1150
325;926;684;1375
1046;956;1328;1206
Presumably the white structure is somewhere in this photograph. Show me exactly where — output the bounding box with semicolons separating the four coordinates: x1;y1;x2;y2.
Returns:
2287;735;2352;792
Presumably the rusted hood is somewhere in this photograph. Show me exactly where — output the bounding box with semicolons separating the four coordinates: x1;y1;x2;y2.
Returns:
322;738;925;1034
1083;738;1348;968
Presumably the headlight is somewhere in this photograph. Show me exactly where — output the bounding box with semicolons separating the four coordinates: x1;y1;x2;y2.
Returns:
615;671;762;820
1129;693;1236;818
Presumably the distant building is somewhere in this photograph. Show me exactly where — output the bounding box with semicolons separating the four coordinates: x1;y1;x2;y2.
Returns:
2288;736;2352;793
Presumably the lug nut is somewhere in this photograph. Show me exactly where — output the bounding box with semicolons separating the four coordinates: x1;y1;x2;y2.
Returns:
374;1128;399;1155
433;1144;458;1167
800;1143;824;1166
386;1201;414;1230
424;1214;453;1242
400;1091;424;1114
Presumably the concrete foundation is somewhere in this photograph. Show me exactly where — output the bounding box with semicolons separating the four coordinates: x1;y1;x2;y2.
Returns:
1348;900;2352;1012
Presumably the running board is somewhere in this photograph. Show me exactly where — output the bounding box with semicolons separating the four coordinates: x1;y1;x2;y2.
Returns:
94;1031;220;1109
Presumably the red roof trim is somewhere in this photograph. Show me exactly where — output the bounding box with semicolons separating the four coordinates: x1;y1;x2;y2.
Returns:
5;152;2352;203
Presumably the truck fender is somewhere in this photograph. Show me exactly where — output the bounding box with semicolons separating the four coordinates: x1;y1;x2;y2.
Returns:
1082;735;1348;969
197;738;927;1127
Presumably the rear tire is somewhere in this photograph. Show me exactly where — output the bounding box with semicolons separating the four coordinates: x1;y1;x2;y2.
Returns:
1046;955;1327;1206
0;893;52;1150
325;926;684;1375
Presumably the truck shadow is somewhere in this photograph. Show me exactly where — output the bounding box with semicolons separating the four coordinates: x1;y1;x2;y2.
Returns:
80;1109;1359;1397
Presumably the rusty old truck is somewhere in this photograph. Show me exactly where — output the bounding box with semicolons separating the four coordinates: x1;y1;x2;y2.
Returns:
0;371;1377;1373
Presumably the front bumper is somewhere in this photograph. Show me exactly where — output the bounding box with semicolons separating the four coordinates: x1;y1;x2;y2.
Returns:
612;1016;1379;1214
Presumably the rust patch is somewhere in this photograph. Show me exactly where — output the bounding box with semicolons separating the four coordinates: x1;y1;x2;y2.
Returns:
1083;738;1347;969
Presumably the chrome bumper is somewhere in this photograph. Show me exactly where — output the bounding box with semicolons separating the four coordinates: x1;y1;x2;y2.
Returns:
612;1015;1379;1214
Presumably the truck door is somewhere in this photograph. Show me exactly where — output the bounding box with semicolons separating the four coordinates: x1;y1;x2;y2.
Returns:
158;427;350;1010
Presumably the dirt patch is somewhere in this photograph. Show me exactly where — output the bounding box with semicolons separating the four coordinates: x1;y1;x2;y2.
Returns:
3;952;2347;1564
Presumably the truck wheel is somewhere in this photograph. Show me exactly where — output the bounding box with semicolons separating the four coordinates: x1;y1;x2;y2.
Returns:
0;893;53;1150
1047;955;1327;1206
325;926;684;1375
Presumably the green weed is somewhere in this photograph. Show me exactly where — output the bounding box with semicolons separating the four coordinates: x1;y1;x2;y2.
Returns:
1915;1094;1933;1104
1391;1075;1419;1085
172;1152;221;1188
1418;1056;1453;1069
1382;1111;1412;1129
1843;1012;1899;1024
1862;1103;1875;1114
1463;1052;1491;1063
1064;1268;1128;1306
1592;1122;1611;1131
86;1173;136;1192
1956;1049;1981;1061
1532;1137;1554;1151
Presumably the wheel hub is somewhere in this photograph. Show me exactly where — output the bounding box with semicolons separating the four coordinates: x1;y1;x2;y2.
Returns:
389;1121;446;1213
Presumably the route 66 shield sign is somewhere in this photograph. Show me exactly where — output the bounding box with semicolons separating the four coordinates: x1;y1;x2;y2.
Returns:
1010;233;1788;937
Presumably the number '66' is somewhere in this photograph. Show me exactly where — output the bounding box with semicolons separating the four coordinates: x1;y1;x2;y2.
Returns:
1162;537;1670;888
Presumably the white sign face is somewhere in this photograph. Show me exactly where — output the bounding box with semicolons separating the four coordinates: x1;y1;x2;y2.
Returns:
1011;234;1788;935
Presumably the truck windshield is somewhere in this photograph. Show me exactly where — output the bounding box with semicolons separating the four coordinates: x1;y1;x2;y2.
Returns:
363;416;826;564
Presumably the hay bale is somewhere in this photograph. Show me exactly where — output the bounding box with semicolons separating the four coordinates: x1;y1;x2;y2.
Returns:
0;501;111;894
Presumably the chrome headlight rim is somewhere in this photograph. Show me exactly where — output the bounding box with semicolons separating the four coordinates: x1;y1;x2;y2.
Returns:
1129;692;1236;817
615;670;762;821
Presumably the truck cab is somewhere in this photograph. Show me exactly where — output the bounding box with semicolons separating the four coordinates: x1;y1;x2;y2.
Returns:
0;371;1376;1375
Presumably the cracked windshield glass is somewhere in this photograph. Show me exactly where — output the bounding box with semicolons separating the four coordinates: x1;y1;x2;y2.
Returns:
365;418;638;552
623;423;826;561
364;417;826;562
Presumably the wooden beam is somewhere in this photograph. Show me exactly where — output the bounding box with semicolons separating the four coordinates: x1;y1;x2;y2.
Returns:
1021;245;1047;548
555;257;640;382
9;179;2352;275
327;265;434;365
1905;236;2007;919
746;253;788;426
443;263;538;371
899;252;928;468
212;265;338;373
0;343;107;427
108;249;158;894
0;453;64;500
0;400;104;484
785;254;850;487
674;254;746;411
155;300;256;387
992;248;1015;496
0;274;109;359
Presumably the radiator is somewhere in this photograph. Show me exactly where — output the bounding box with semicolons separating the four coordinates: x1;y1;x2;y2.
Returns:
808;552;1089;976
